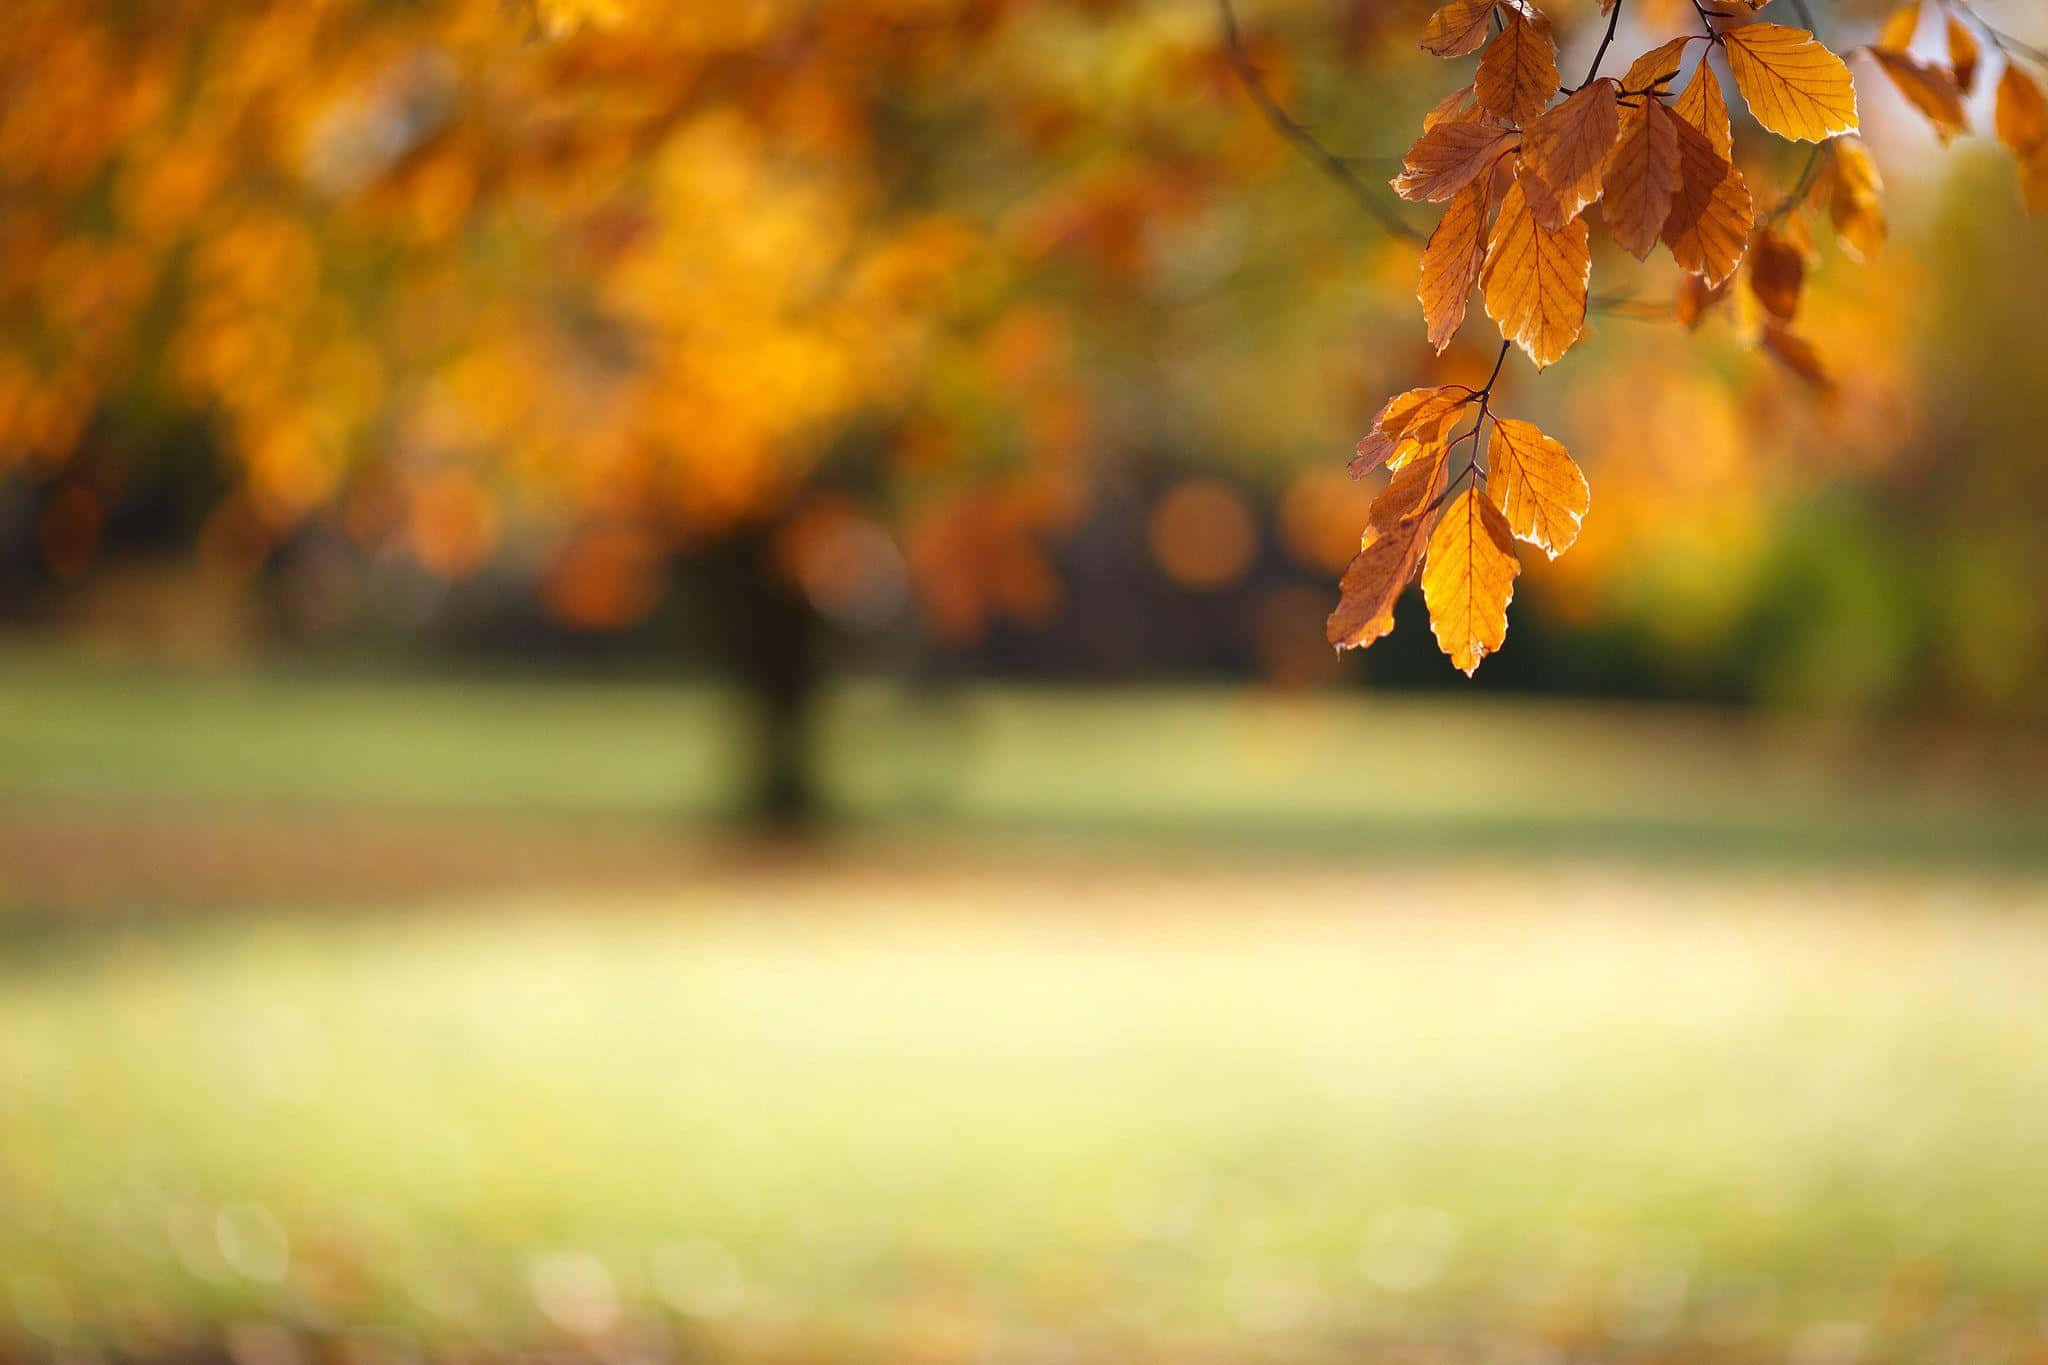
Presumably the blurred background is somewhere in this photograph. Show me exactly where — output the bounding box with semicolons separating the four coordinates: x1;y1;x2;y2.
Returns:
4;0;2048;1361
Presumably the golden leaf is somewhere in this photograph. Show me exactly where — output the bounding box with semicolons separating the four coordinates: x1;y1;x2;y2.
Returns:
1419;176;1500;352
1995;64;2048;161
1662;113;1753;287
1422;486;1520;675
1350;388;1469;478
1486;417;1587;557
1327;451;1450;650
1947;15;1981;95
1723;23;1859;143
1482;174;1590;370
1624;37;1694;94
1476;8;1560;128
1747;224;1805;321
1828;134;1885;262
1875;0;1921;53
1672;59;1734;159
1394;121;1520;203
1518;79;1621;229
1421;0;1499;58
1869;48;1967;144
1362;444;1454;547
1603;98;1683;259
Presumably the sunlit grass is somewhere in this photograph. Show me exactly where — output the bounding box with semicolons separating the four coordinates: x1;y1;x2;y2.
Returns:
5;863;2048;1361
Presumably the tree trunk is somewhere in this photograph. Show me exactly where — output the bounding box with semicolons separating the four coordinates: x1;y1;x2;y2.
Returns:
710;531;825;830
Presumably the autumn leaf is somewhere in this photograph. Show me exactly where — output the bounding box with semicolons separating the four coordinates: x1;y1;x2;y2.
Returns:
1603;98;1683;259
1760;323;1836;395
1394;121;1519;203
1518;79;1621;229
1723;23;1859;143
1672;59;1734;159
1487;417;1587;557
1327;450;1450;650
1423;84;1480;130
1661;113;1753;287
1947;15;1981;95
1476;8;1560;128
1420;0;1499;58
1747;224;1805;321
1624;37;1695;94
1419;176;1499;351
1996;64;2048;160
1350;388;1469;478
1868;48;1966;144
1674;271;1727;328
1828;134;1885;261
1422;486;1520;674
1482;174;1590;369
1875;0;1921;52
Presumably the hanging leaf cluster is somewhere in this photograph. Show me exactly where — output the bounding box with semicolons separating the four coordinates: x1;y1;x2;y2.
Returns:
1327;0;2046;675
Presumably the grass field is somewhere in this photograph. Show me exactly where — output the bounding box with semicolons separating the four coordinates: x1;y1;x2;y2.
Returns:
3;653;2048;1363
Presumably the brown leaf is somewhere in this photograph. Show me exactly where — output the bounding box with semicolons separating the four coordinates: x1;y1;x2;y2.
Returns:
1723;23;1860;142
1662;112;1753;287
1624;37;1694;94
1363;444;1455;546
1869;47;1967;143
1423;84;1481;130
1828;134;1885;262
1422;486;1520;674
1674;271;1727;328
1487;417;1588;557
1518;79;1621;228
1421;0;1500;58
1394;121;1520;203
1476;8;1560;128
1327;450;1450;650
1603;97;1683;258
1747;224;1805;321
1760;323;1835;395
1482;174;1591;369
1672;59;1734;158
1419;175;1500;351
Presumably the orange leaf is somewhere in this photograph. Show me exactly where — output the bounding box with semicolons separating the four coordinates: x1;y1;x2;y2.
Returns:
1868;48;1967;143
1419;176;1500;352
1624;37;1695;94
1662;113;1753;287
1603;97;1683;259
1476;8;1560;128
1875;0;1921;53
1723;23;1859;142
1363;444;1455;546
1828;134;1885;261
1996;64;2048;160
1760;323;1836;396
1518;79;1621;228
1394;121;1520;203
1482;174;1590;369
1421;0;1499;58
1422;486;1520;675
1747;224;1805;321
1672;59;1734;158
1327;452;1450;650
1947;15;1981;95
1350;388;1470;478
1486;417;1587;557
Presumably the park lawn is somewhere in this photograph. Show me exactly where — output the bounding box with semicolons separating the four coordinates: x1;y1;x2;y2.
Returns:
3;861;2048;1363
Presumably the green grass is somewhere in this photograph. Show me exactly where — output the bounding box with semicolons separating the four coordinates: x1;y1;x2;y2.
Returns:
5;869;2048;1362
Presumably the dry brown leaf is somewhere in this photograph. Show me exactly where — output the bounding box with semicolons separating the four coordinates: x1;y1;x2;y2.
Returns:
1421;0;1499;58
1869;47;1967;143
1423;486;1520;674
1747;224;1805;321
1483;174;1591;369
1487;417;1588;557
1518;79;1622;228
1723;23;1860;142
1662;113;1753;286
1419;176;1500;351
1362;444;1455;546
1423;84;1481;130
1603;98;1683;258
1829;134;1885;261
1395;121;1520;203
1327;449;1451;650
1476;8;1560;128
1672;59;1734;158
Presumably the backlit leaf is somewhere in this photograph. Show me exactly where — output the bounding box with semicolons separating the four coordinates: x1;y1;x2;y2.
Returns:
1482;174;1590;369
1421;0;1499;58
1419;176;1500;351
1327;450;1451;650
1947;15;1981;95
1672;59;1734;158
1869;48;1966;143
1662;113;1753;286
1603;98;1683;258
1350;388;1470;478
1476;8;1560;128
1828;134;1885;261
1875;0;1921;53
1486;417;1587;557
1422;486;1520;674
1518;79;1621;228
1747;224;1805;321
1394;121;1520;203
1624;37;1694;94
1723;23;1859;142
1996;64;2048;160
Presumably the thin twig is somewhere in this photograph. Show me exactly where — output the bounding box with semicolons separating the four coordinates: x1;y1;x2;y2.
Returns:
1580;0;1626;89
1215;0;1426;244
1951;1;2048;68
